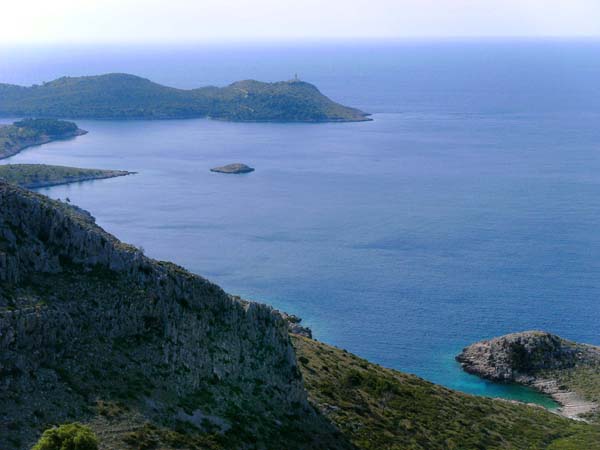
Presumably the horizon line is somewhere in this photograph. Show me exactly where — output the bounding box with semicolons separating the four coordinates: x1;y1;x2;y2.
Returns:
2;35;600;48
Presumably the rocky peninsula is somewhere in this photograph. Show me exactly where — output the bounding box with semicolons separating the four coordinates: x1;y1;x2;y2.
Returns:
0;118;87;160
210;163;254;174
0;164;134;189
457;331;600;421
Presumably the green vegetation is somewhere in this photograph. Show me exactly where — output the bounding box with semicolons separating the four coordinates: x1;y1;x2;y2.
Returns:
0;164;132;189
0;73;370;122
0;118;85;159
32;423;98;450
13;118;79;136
293;335;600;450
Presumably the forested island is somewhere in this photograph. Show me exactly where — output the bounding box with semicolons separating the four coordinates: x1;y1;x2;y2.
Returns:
0;118;87;159
0;164;133;189
0;74;370;123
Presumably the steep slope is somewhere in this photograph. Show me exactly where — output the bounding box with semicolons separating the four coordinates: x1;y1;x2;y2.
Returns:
0;74;370;122
0;182;348;450
294;335;600;450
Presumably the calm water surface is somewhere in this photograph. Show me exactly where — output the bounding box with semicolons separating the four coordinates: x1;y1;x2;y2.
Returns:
3;40;600;407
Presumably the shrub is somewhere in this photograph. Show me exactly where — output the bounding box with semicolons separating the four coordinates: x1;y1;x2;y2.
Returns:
32;423;99;450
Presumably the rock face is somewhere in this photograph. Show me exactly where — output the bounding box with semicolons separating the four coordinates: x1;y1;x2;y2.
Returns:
210;163;255;174
0;182;343;449
280;312;313;339
456;331;597;383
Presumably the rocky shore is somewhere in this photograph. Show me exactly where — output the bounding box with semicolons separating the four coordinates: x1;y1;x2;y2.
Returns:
456;331;600;420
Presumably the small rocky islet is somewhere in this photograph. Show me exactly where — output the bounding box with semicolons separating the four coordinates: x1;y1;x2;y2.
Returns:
210;163;255;174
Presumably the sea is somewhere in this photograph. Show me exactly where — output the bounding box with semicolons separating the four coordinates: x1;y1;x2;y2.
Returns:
2;39;600;407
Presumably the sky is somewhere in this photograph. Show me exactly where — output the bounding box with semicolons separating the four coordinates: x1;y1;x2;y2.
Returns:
2;0;600;44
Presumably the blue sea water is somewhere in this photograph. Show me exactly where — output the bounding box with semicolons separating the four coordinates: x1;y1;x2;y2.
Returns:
3;40;600;407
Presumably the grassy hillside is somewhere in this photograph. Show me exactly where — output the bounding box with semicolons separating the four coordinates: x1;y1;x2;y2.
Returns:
0;74;370;122
0;164;132;188
293;335;600;450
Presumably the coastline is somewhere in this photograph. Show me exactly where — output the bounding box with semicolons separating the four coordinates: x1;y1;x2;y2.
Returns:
527;378;597;420
456;331;600;421
25;170;135;189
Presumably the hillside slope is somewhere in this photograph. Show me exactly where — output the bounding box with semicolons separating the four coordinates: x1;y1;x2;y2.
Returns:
0;74;370;122
0;182;347;450
4;182;600;449
294;335;600;450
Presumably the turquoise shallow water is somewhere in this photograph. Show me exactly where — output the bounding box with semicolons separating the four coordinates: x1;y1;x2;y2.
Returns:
3;40;600;407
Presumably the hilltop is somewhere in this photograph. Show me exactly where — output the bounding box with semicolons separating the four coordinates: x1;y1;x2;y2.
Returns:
0;118;87;160
0;74;370;123
3;182;600;449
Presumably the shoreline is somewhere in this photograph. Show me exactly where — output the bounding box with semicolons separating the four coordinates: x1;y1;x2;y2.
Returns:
26;170;135;189
527;377;597;421
456;331;600;421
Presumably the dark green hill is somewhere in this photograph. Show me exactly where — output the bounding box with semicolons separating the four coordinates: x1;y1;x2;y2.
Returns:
0;73;370;122
0;118;87;159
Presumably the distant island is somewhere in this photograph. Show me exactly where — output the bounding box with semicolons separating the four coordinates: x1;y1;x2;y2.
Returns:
457;331;600;421
0;118;87;159
210;163;255;174
0;73;371;123
0;164;134;189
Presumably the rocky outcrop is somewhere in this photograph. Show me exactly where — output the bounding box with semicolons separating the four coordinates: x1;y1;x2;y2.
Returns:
280;312;313;339
457;331;600;420
210;163;255;174
0;182;339;449
456;331;597;382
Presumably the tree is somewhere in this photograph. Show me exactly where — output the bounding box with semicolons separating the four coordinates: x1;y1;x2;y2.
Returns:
32;423;99;450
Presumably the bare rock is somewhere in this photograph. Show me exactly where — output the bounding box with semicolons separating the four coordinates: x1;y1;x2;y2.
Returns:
210;163;254;174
